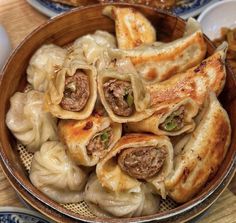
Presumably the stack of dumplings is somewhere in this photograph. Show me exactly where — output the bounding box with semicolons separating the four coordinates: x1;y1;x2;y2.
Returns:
6;6;231;218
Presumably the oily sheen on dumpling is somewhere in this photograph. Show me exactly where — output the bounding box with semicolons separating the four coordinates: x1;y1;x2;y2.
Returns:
27;44;67;92
103;6;156;49
127;97;199;136
6;90;58;153
96;133;173;198
84;174;160;218
30;141;88;204
58;114;122;166
165;93;231;203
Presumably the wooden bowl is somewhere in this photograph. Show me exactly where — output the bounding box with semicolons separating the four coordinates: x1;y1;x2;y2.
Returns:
0;3;235;223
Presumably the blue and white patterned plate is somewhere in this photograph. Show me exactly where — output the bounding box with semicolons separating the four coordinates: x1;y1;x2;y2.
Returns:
0;207;52;223
26;0;220;18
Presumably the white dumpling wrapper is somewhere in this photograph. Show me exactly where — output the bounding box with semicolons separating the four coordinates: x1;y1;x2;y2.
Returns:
6;90;58;153
84;174;160;218
27;44;67;92
30;141;88;204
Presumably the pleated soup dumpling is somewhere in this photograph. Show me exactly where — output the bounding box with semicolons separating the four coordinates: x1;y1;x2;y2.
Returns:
58;113;122;166
6;90;58;153
29;141;88;204
45;58;97;120
68;30;117;71
27;44;67;92
96;133;174;198
84;173;160;218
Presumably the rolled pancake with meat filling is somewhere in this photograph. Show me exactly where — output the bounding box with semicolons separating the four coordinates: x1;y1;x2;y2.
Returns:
96;134;173;198
84;174;160;218
148;42;228;108
127;98;199;136
98;68;153;123
58;114;122;166
45;59;97;120
103;6;156;49
165;92;231;203
109;18;207;83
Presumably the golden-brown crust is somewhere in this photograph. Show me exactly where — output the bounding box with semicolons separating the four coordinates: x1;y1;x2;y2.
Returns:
96;133;173;196
58;115;122;166
165;93;231;203
103;6;156;49
147;49;226;107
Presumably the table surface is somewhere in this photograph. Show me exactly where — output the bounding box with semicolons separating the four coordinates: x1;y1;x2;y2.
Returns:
0;0;236;222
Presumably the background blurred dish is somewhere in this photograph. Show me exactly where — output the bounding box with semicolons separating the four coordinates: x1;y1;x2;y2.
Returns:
0;207;52;223
27;0;220;18
0;25;11;71
198;0;236;40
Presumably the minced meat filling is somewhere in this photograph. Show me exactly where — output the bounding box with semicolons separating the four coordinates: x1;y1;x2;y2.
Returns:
118;146;167;179
103;79;134;117
160;106;185;132
87;127;112;156
60;71;90;112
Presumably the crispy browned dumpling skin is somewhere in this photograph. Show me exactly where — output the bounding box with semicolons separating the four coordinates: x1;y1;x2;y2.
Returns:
165;92;231;203
103;6;156;49
96;133;173;198
147;43;227;108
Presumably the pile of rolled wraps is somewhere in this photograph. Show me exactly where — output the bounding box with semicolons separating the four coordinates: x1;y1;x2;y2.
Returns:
6;6;231;218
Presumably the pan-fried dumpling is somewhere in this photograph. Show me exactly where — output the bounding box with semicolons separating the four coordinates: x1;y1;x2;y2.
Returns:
109;18;207;83
6;90;58;153
165;92;231;203
98;68;153;123
58;114;122;166
84;173;160;218
45;59;97;120
96;134;173;198
29;141;88;204
68;30;116;71
27;44;67;92
103;6;156;49
127;98;199;136
148;42;228;108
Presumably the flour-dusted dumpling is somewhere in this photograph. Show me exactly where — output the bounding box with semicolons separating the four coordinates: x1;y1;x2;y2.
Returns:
30;141;88;204
109;18;207;83
58;114;122;166
127;98;199;136
96;134;174;198
98;68;153;123
165;93;231;203
27;44;67;92
103;6;156;49
68;30;116;71
84;174;160;218
6;90;58;153
45;59;97;120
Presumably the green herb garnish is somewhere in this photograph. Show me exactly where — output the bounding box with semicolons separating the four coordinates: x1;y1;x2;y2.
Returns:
101;132;109;141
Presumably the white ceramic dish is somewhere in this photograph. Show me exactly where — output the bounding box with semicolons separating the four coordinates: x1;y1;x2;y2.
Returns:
27;0;220;19
198;0;236;40
0;25;11;71
0;206;52;223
